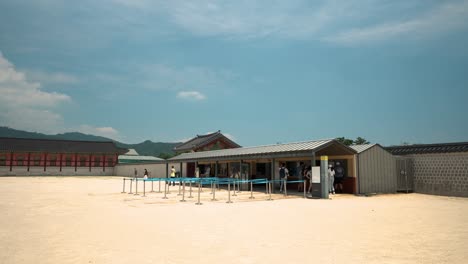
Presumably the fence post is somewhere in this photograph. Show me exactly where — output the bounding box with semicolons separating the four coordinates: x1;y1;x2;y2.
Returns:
249;181;254;199
129;178;133;194
195;181;202;205
162;179;168;199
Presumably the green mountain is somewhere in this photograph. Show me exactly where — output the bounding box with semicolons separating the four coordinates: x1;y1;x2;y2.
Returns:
0;127;180;159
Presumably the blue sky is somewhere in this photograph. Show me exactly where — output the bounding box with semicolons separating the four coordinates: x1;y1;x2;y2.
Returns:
0;0;467;146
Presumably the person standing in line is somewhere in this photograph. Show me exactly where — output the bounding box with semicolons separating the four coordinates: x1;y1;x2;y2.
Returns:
297;162;305;192
306;166;313;194
143;169;148;179
334;161;345;193
170;166;176;186
204;166;211;177
195;167;200;178
134;168;138;178
279;163;289;193
328;165;335;194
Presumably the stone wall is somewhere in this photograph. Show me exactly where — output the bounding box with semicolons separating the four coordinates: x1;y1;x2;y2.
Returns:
410;152;468;197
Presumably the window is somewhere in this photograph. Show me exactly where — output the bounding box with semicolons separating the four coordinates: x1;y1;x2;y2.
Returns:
17;155;24;166
49;155;57;166
48;154;57;166
94;157;101;167
0;155;6;166
80;156;87;167
33;155;41;166
65;156;72;167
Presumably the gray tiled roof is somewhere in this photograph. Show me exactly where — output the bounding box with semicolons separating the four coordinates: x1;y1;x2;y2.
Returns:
385;142;468;155
170;139;338;161
118;155;163;161
350;144;377;153
0;137;127;154
174;131;240;152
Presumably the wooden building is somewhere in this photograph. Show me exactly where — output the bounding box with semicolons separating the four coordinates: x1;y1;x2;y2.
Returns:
0;137;127;176
173;130;240;154
173;130;241;176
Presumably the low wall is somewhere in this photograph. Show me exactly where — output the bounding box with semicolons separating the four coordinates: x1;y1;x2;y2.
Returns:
0;166;115;176
114;162;187;178
410;152;468;197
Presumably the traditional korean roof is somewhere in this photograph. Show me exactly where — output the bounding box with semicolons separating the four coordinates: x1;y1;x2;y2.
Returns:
124;149;139;155
173;130;241;152
0;137;127;154
118;148;163;163
170;138;356;161
385;142;468;155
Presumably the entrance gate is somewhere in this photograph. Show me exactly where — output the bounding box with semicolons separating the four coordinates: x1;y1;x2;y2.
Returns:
396;158;414;193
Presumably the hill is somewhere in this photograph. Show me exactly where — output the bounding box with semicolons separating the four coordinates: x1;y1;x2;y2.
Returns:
0;127;180;159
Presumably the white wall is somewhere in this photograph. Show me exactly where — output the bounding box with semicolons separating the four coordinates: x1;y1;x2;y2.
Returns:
114;162;187;178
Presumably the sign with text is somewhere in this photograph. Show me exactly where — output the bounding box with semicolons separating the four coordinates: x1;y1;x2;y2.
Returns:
311;166;321;183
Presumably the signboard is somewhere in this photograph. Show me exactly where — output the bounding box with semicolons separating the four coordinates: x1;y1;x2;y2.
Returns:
311;166;321;183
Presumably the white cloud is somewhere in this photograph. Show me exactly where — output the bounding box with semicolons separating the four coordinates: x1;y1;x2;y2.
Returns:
161;0;339;39
108;0;468;45
324;1;468;45
23;70;78;85
77;125;120;140
0;52;71;133
176;91;206;101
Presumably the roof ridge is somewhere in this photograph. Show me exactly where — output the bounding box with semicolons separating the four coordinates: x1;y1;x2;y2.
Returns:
175;138;334;156
0;137;116;144
386;141;468;148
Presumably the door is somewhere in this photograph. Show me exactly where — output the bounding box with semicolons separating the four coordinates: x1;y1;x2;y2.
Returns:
396;158;414;192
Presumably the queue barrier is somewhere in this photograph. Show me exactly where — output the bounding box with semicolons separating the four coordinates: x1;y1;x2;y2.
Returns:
121;177;307;204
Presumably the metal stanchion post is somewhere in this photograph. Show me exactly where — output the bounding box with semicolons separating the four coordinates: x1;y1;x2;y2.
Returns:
178;179;182;196
129;178;133;194
122;178;126;193
162;179;168;199
284;180;287;197
151;180;154;192
180;180;186;202
134;178;139;195
211;180;217;201
233;180;237;196
167;179;171;194
195;181;202;205
303;180;306;198
249;181;254;199
158;180;162;193
265;181;268;194
267;181;273;201
189;180;193;198
226;180;233;203
143;180;146;197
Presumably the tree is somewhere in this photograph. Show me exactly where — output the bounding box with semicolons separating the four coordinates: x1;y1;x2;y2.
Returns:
158;153;175;160
336;137;354;146
336;137;370;146
354;137;370;145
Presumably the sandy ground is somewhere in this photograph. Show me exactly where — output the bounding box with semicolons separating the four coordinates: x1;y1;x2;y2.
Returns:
0;177;467;264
